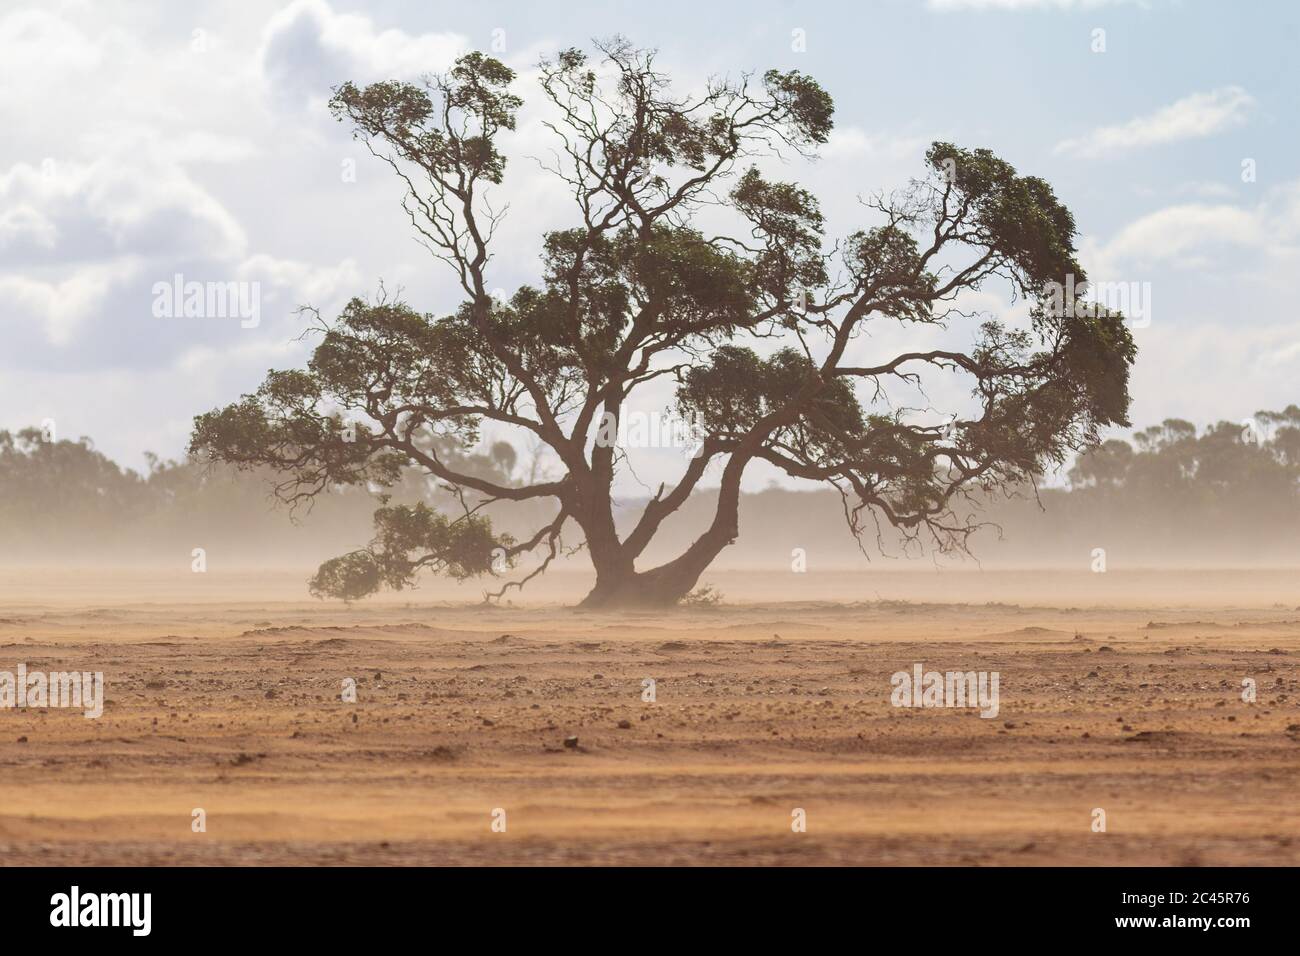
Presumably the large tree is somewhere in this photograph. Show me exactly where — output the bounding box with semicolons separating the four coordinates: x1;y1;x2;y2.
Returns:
190;39;1136;608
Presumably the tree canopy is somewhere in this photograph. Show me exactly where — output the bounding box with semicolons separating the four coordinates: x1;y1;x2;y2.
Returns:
190;38;1137;607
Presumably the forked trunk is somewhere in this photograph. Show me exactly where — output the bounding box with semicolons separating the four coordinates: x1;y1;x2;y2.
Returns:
575;457;742;609
577;563;706;609
578;527;735;609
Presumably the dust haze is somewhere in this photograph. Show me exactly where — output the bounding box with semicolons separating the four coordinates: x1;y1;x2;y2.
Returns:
4;6;1299;872
3;419;1299;865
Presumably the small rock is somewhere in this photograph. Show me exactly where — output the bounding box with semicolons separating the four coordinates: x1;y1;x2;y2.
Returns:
563;735;579;749
617;720;632;729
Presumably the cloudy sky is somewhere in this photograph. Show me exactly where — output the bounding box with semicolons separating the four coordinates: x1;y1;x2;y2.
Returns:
2;0;1298;491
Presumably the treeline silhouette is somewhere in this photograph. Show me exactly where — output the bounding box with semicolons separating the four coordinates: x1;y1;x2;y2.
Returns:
0;426;538;565
986;406;1300;566
3;406;1299;568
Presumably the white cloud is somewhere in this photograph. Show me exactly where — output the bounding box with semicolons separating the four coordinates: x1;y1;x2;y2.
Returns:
257;0;467;110
1054;87;1254;159
1086;204;1261;271
237;254;364;315
821;128;929;163
0;1;393;362
1127;320;1300;429
0;8;104;78
0;204;58;249
1260;339;1300;368
1081;181;1300;276
0;339;315;471
0;261;137;346
1068;181;1300;446
0;154;250;346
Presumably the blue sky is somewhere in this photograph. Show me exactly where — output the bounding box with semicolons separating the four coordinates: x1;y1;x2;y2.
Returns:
2;0;1298;489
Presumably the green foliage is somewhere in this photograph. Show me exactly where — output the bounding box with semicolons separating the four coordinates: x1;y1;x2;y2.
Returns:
731;168;827;299
516;223;761;372
189;365;406;496
925;142;1081;294
0;429;153;536
844;225;934;322
309;503;511;601
1071;407;1300;500
679;346;865;449
308;551;382;603
330;52;520;185
761;69;834;146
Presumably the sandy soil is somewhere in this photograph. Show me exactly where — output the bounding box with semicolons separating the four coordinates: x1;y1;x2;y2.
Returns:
1;567;1298;866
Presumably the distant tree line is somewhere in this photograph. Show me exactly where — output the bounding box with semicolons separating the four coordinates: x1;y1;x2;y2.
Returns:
2;406;1298;568
0;426;536;564
998;405;1300;565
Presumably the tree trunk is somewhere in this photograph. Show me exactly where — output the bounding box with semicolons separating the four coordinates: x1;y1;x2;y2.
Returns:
574;437;747;609
577;522;735;608
577;562;709;609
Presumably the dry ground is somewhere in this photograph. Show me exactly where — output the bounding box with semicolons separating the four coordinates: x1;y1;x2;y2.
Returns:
1;567;1298;865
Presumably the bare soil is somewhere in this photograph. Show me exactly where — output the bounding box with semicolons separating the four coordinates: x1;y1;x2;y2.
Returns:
1;567;1297;865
